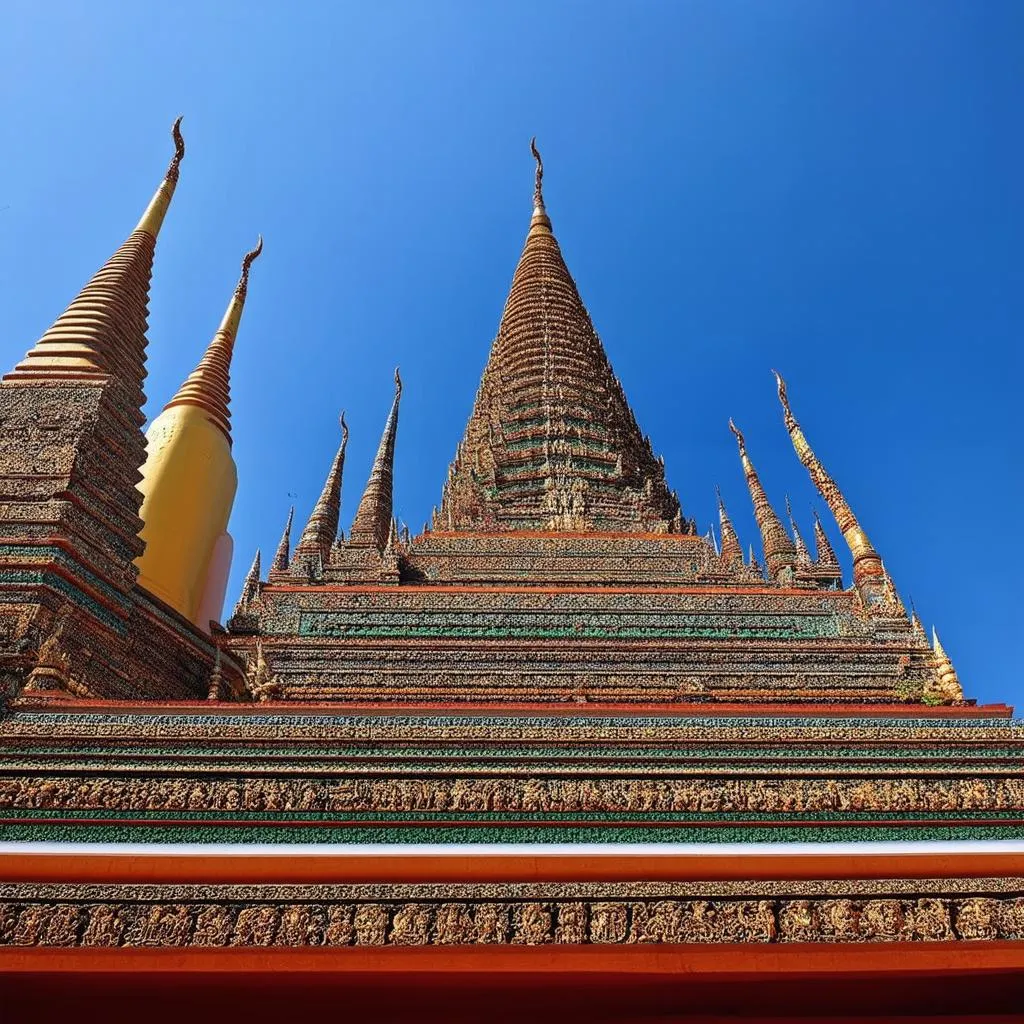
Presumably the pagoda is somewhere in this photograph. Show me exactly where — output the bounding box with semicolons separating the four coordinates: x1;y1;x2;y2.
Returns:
0;126;1021;1021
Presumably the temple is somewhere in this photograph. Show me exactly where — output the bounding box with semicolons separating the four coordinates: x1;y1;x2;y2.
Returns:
0;126;1021;1021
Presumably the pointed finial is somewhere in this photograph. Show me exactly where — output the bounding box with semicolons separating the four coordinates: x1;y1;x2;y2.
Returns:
785;496;812;566
531;136;544;208
394;365;403;394
235;235;263;301
168;116;186;183
159;235;262;441
136;116;187;236
341;409;350;445
528;137;551;234
773;369;885;604
728;418;746;452
233;548;262;618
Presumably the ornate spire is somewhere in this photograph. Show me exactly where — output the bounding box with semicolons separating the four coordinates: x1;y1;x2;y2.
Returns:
931;628;964;702
811;509;840;570
7;117;185;382
774;371;885;603
716;487;743;570
271;507;294;572
162;236;262;443
233;549;261;617
785;497;812;567
439;139;680;533
529;136;551;234
728;419;795;582
349;370;402;551
295;413;349;564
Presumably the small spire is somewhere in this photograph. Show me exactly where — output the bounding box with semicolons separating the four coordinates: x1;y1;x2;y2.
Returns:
931;628;964;702
136;116;186;236
729;418;795;582
811;508;840;570
747;543;764;580
774;370;885;602
349;369;403;551
529;136;551;234
233;548;262;617
785;496;812;567
162;236;262;443
295;412;349;564
716;486;743;570
8;118;186;381
271;506;294;572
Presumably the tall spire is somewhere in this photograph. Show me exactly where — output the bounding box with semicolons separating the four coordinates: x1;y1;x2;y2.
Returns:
785;497;812;567
7;117;185;382
773;371;885;603
271;506;294;572
728;419;795;582
135;234;261;627
349;370;402;551
439;139;680;533
716;487;743;571
161;236;262;443
296;413;349;563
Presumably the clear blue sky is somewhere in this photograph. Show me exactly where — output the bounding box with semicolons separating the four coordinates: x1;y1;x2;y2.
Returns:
2;2;1021;707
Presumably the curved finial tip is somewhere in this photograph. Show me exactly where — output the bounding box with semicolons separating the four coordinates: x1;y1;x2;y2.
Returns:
235;235;263;297
773;368;793;418
394;366;403;394
728;417;745;448
339;410;348;436
530;136;544;208
167;117;185;182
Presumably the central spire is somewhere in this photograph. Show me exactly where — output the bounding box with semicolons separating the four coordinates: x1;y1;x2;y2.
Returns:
439;140;681;533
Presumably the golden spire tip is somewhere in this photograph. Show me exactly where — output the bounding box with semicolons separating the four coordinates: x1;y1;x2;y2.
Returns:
728;418;746;450
235;234;263;297
530;136;544;210
168;116;185;183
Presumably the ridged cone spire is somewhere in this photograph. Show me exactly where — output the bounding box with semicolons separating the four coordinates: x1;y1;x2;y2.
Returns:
162;236;262;442
747;543;764;580
774;371;885;600
439;140;680;533
7;118;185;382
296;413;349;563
271;507;294;572
349;370;402;551
785;496;812;567
931;628;964;702
729;419;795;581
233;549;261;617
716;487;743;570
811;509;841;571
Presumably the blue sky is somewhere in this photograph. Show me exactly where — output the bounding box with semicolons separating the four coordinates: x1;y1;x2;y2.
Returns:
2;2;1021;707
